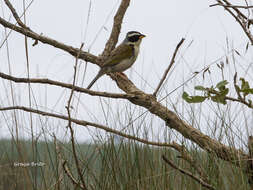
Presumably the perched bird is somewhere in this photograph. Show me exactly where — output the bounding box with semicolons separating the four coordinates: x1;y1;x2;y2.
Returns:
87;31;145;89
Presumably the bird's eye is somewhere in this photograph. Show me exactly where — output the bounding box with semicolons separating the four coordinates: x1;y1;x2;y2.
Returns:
128;35;140;42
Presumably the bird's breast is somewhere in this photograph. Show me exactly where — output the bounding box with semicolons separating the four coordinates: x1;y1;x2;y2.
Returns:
110;45;140;72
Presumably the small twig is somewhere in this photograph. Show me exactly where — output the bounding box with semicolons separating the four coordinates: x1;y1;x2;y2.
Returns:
63;161;86;189
210;3;253;9
4;0;31;30
172;142;208;181
205;85;253;109
212;0;253;44
153;38;185;97
65;43;87;190
162;155;216;190
52;136;64;190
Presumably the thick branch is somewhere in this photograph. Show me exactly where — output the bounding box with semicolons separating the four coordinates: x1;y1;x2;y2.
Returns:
110;73;248;165
102;0;130;57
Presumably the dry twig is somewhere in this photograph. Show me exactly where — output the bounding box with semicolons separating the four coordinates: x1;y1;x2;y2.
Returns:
65;43;88;190
153;38;185;97
4;0;31;30
63;161;86;189
210;3;253;9
162;155;216;190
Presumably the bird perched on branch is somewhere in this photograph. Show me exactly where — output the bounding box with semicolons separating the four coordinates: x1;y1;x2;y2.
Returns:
87;31;145;89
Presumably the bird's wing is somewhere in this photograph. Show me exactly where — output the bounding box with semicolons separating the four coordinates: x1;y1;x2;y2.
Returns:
103;44;134;67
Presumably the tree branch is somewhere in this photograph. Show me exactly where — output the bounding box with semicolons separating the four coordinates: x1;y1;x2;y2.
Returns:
101;0;130;57
0;106;175;148
210;3;253;9
65;43;88;190
63;161;86;190
212;0;253;44
153;38;185;97
0;72;136;100
162;155;216;190
0;17;98;63
4;0;31;30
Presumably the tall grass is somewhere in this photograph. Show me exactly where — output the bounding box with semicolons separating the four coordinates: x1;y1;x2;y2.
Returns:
0;138;250;189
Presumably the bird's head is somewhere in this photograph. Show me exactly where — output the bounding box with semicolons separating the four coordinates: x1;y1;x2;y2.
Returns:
124;31;146;46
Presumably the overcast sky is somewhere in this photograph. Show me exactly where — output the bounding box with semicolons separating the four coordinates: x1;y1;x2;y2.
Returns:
0;0;252;143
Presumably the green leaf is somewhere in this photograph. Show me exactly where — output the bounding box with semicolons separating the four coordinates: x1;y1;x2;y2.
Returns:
216;80;228;90
240;78;250;90
195;86;206;91
182;92;206;103
249;100;252;107
211;95;227;105
241;88;253;94
219;88;229;96
182;92;189;100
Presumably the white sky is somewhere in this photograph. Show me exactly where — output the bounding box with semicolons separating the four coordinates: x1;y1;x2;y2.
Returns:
0;0;252;144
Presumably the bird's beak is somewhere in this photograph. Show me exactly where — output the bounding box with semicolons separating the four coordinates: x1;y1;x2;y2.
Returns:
140;34;146;39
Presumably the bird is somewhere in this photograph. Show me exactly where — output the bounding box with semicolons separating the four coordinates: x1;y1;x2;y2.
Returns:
87;31;146;89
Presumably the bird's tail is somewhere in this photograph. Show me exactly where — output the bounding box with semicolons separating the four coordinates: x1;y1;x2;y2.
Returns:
87;70;104;89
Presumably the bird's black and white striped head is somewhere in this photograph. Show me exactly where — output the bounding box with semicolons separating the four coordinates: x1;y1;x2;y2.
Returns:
124;31;146;44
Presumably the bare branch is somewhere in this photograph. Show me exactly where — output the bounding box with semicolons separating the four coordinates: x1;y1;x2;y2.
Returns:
153;38;185;97
210;3;253;9
162;155;216;190
0;106;175;148
65;43;88;190
0;17;97;63
211;0;253;44
4;0;30;30
63;161;86;190
101;0;130;57
0;72;136;99
218;0;249;20
218;0;253;44
172;142;208;181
